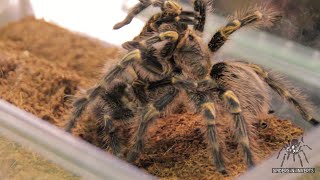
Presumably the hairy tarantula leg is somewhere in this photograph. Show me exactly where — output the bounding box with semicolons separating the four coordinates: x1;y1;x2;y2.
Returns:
103;49;143;84
65;86;104;132
147;75;199;91
248;63;319;126
132;79;150;105
222;90;255;168
208;11;262;52
91;82;137;157
180;11;198;17
122;41;141;51
113;0;152;30
153;15;197;27
127;88;179;162
200;100;227;174
193;0;207;32
177;16;198;25
102;115;122;157
66;50;144;132
65;97;89;132
208;5;281;52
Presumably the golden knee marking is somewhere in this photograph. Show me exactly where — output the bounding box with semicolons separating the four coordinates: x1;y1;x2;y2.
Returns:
241;11;262;24
223;90;240;104
121;96;130;104
159;31;179;41
282;90;290;99
152;13;161;21
223;90;242;114
220;20;241;37
202;102;216;114
143;105;160;122
163;1;182;14
150;22;158;31
103;115;111;128
171;76;179;84
208;142;220;151
120;49;141;66
138;41;147;48
254;11;263;19
232;20;241;27
103;115;111;120
249;64;268;78
306;116;313;121
207;120;217;126
239;136;250;146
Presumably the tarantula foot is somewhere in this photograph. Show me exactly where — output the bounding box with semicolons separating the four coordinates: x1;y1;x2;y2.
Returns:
218;168;228;175
113;22;124;30
113;152;124;159
268;110;275;114
248;160;255;169
127;150;140;163
310;118;319;126
64;121;74;133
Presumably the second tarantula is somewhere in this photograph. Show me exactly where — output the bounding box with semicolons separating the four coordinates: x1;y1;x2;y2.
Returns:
66;0;319;174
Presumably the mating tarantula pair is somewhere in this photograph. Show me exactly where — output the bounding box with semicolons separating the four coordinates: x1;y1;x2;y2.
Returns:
65;0;319;174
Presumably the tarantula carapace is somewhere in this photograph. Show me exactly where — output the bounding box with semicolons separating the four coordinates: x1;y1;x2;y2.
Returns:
66;0;319;174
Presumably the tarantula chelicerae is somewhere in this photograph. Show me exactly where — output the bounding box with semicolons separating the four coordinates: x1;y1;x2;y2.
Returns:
66;0;319;174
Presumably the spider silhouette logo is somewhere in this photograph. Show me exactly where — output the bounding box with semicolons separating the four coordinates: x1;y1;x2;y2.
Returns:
277;137;312;167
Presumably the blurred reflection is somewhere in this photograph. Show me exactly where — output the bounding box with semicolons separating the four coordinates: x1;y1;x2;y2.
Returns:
0;136;78;179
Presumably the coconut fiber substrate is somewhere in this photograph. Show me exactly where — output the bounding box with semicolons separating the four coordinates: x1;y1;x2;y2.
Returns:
0;17;305;179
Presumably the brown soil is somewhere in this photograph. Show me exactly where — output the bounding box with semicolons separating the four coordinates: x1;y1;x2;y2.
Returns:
0;17;304;179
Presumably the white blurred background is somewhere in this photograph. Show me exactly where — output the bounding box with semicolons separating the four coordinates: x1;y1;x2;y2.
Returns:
0;0;146;45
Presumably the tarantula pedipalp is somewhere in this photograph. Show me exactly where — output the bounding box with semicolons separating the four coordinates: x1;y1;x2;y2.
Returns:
66;0;319;175
113;0;205;32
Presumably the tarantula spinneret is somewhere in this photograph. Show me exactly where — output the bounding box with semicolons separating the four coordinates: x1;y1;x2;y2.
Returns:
66;0;319;175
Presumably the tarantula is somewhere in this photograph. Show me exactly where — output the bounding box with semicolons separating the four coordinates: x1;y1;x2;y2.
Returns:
66;0;319;174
